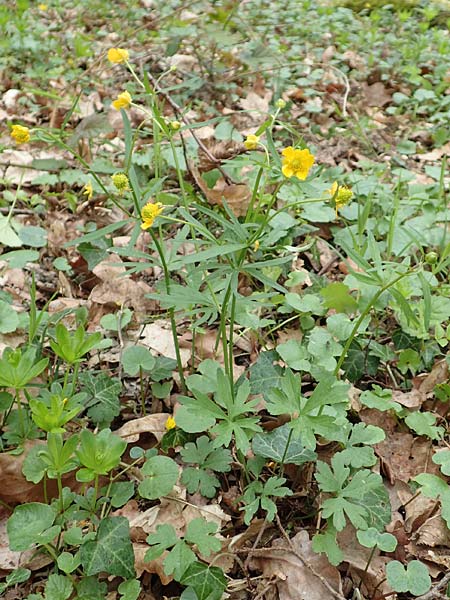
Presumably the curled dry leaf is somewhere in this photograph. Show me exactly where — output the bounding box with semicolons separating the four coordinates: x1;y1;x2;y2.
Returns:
116;413;168;444
250;530;342;600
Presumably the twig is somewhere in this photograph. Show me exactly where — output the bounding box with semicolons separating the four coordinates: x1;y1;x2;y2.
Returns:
416;572;450;600
275;514;346;600
244;519;268;571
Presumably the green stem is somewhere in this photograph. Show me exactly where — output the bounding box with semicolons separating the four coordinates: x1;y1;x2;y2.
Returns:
92;474;99;513
57;473;64;514
149;229;187;393
139;366;146;415
246;167;265;220
334;269;416;378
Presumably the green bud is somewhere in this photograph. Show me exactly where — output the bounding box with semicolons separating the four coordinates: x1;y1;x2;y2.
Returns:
425;251;438;265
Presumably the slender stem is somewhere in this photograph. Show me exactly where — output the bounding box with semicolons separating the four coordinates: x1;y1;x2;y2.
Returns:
358;546;376;591
149;230;187;393
334;269;416;378
246;167;265;220
139;366;146;415
279;427;294;478
92;474;99;513
57;473;64;514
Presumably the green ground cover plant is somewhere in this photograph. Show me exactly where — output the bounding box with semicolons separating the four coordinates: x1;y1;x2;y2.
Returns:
0;0;449;599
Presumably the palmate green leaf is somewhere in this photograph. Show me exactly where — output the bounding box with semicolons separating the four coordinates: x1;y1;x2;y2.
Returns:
316;456;350;494
338;423;385;468
121;345;156;376
138;455;179;499
7;503;59;551
80;517;135;579
185;518;221;557
241;477;292;525
76;429;126;479
432;450;450;476
180;561;227;600
351;473;391;531
0;347;48;389
252;424;317;465
413;474;450;528
164;541;196;580
180;436;232;472
44;573;73;600
359;385;403;414
405;411;444;440
181;467;220;498
145;524;178;561
311;526;343;566
321;496;368;531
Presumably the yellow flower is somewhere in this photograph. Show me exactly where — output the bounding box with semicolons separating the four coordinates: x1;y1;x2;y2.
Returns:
11;124;30;144
38;3;48;10
281;147;315;180
83;181;93;200
244;134;260;150
165;415;176;431
170;120;181;131
141;201;164;230
253;240;260;252
276;98;286;109
112;91;132;111
107;48;129;64
327;181;353;214
111;172;130;192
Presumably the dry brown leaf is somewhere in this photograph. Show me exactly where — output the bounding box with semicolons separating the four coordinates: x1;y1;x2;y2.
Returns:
415;360;449;396
116;413;168;443
250;530;342;600
202;180;252;218
375;433;439;485
415;514;450;547
239;91;271;120
415;142;450;162
337;526;393;598
137;320;191;367
361;81;392;108
134;542;172;584
391;389;424;409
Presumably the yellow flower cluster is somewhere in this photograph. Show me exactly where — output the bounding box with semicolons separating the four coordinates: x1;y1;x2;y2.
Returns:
327;181;353;214
112;91;132;111
244;134;260;150
107;48;129;64
11;124;30;144
281;147;315;180
83;181;93;200
141;201;164;230
111;172;130;193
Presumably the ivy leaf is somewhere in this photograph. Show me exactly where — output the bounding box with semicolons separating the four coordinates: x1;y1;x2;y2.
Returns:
118;579;141;600
79;371;122;428
249;351;284;400
180;562;227;600
252;424;317;465
80;517;135;579
185;518;221;556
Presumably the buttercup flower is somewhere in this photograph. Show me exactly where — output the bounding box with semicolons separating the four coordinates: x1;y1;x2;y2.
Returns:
244;134;260;150
170;120;181;131
165;415;176;431
276;98;286;109
107;48;129;64
141;201;164;230
111;172;130;193
112;91;132;111
38;3;48;10
11;124;30;144
327;181;353;214
83;181;93;200
281;147;315;180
